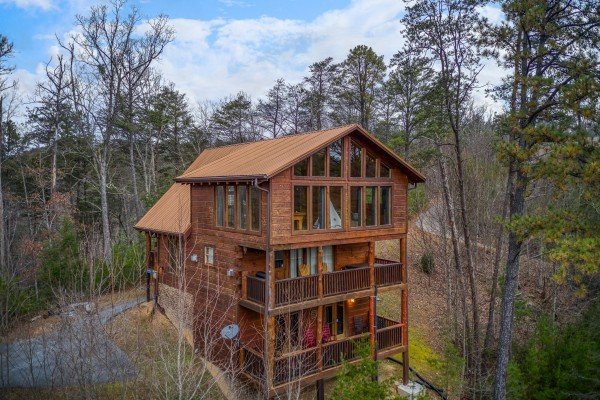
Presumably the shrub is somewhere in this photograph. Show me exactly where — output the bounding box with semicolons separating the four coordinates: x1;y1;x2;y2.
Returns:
420;252;435;275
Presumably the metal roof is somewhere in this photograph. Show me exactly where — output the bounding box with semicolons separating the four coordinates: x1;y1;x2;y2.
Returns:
176;124;425;183
135;124;425;234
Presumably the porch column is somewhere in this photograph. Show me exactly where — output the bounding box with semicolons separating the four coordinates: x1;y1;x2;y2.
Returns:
267;250;275;309
368;241;376;360
145;233;151;301
400;236;409;384
266;315;275;396
317;247;324;370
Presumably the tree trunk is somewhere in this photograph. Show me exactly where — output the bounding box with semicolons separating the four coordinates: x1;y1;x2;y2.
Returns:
98;152;112;262
493;165;525;400
438;153;472;366
51;124;59;194
129;135;142;219
0;96;5;270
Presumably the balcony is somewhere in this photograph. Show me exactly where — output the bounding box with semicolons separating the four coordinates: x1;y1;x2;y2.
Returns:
240;316;405;390
241;258;403;312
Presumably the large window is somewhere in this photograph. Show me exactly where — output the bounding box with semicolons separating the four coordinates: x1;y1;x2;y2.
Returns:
350;141;362;177
312;148;326;176
350;187;362;227
294;158;308;176
329;139;342;177
366;153;376;177
329;187;343;229
251;187;260;231
312;186;326;229
216;185;260;231
380;186;391;225
216;186;224;227
238;185;248;230
380;163;391;178
365;186;377;226
226;185;235;228
294;186;308;231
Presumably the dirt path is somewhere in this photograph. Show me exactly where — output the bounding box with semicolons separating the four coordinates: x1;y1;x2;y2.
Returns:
0;297;144;388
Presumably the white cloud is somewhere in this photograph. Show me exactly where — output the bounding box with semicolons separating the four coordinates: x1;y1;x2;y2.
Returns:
0;0;54;10
154;0;411;104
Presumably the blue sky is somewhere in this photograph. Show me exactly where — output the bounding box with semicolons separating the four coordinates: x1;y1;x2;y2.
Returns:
0;0;503;111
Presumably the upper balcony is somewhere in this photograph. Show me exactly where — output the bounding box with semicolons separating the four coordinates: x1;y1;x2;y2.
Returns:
240;257;403;314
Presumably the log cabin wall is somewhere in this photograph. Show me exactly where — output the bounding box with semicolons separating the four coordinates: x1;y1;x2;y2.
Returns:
269;134;408;249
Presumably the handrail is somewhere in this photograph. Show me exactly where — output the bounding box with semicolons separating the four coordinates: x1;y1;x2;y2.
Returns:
323;266;370;296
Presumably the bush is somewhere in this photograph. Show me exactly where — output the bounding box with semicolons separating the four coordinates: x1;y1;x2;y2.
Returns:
408;185;428;217
507;302;600;399
420;252;435;275
331;340;399;400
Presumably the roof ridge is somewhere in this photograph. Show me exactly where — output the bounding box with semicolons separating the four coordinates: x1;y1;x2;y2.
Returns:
205;123;358;150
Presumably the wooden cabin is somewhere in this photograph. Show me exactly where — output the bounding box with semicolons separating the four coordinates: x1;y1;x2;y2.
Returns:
134;124;425;397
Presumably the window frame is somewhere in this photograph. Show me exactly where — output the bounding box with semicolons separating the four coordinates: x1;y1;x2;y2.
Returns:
204;245;215;265
292;184;346;233
349;184;394;229
214;184;261;234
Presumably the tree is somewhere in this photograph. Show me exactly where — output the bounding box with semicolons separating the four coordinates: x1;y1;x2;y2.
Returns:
486;1;600;398
403;1;486;386
387;46;433;158
61;0;172;261
330;340;397;400
0;33;15;272
303;57;337;130
257;78;287;138
334;46;386;130
210;92;259;144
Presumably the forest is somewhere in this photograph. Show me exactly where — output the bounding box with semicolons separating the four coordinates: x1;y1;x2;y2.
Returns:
0;0;598;399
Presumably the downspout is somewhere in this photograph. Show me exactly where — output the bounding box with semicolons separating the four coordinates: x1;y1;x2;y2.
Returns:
253;178;271;396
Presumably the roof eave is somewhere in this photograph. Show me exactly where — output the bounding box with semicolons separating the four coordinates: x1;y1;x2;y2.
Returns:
174;174;269;184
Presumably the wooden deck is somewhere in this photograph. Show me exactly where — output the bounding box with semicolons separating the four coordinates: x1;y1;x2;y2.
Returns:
239;316;405;392
241;259;403;311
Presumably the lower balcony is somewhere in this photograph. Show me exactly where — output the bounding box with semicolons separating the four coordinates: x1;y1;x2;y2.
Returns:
241;258;403;312
239;316;405;392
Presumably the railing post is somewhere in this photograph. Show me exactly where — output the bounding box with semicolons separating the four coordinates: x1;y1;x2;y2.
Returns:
400;235;409;384
317;304;323;370
241;271;248;300
317;246;323;299
268;250;275;309
368;241;376;361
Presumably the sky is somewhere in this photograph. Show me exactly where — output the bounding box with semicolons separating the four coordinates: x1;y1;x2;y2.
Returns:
0;0;505;114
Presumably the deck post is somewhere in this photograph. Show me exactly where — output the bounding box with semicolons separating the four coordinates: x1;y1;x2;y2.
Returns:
400;236;409;384
145;233;151;302
241;270;248;300
317;246;324;371
368;241;376;361
266;315;275;397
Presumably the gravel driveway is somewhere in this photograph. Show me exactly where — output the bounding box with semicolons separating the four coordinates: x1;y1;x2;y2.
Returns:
0;298;143;388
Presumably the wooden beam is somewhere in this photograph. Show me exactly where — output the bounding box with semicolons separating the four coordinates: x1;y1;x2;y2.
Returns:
368;241;376;360
266;316;275;395
400;235;409;384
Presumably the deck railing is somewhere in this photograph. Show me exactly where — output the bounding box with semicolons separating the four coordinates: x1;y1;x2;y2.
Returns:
246;275;266;304
275;275;319;306
244;261;403;308
273;347;318;386
377;324;403;350
323;267;370;296
375;262;403;286
242;346;264;382
322;333;369;368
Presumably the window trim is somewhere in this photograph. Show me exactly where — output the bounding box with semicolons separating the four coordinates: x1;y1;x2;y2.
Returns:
204;245;215;265
349;184;394;229
214;184;261;234
292;184;346;234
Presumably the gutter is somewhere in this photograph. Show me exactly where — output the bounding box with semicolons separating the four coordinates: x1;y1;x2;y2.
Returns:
252;177;271;397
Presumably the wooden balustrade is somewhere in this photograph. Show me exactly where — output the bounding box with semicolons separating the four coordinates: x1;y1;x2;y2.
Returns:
322;333;369;368
242;347;265;381
323;267;371;296
246;275;266;304
375;262;403;286
376;315;398;329
377;324;403;350
273;347;318;386
275;275;318;306
243;261;402;308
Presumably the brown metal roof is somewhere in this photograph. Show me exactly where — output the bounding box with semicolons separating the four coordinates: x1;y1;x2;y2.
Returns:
134;183;191;235
135;124;425;234
176;124;425;183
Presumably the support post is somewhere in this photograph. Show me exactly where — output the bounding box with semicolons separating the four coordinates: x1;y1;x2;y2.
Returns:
145;233;151;302
400;236;409;384
317;246;324;371
266;316;275;397
368;241;376;361
316;379;325;400
241;270;248;300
